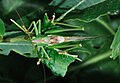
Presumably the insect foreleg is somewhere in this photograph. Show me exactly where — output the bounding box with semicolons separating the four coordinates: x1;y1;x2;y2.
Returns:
28;20;42;36
36;20;41;35
33;21;38;36
26;21;38;35
27;21;35;31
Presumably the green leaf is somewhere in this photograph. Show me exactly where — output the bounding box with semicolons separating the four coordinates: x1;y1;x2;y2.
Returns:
64;17;111;35
42;48;77;77
110;26;120;59
55;0;120;22
0;19;5;37
0;41;37;58
50;0;105;10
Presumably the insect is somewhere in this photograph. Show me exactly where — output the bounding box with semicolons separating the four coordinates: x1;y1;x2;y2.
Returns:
10;0;88;65
10;13;86;64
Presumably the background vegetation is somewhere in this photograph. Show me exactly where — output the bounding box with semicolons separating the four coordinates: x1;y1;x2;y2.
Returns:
0;0;120;83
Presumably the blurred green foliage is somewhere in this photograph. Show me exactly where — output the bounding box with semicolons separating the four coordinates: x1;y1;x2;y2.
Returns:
0;0;120;83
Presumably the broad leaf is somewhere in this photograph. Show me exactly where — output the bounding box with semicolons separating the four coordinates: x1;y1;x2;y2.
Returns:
42;48;77;77
110;26;120;59
0;19;5;37
49;0;105;10
0;41;37;58
53;0;120;22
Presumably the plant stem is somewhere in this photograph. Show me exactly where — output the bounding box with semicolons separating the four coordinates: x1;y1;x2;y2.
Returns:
96;18;115;35
80;50;111;67
70;50;111;71
56;0;86;21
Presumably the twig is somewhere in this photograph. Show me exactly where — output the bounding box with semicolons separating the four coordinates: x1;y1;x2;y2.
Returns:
56;0;86;21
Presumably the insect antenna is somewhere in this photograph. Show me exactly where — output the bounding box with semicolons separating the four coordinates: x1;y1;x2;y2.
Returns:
15;9;30;32
10;9;32;38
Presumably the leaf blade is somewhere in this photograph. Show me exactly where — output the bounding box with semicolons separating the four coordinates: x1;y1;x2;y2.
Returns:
0;41;37;58
110;26;120;59
42;48;77;77
49;0;105;10
0;19;5;37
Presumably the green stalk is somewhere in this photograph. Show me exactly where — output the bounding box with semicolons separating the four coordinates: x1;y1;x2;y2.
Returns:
70;50;111;71
56;0;86;21
80;50;111;67
96;18;115;35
